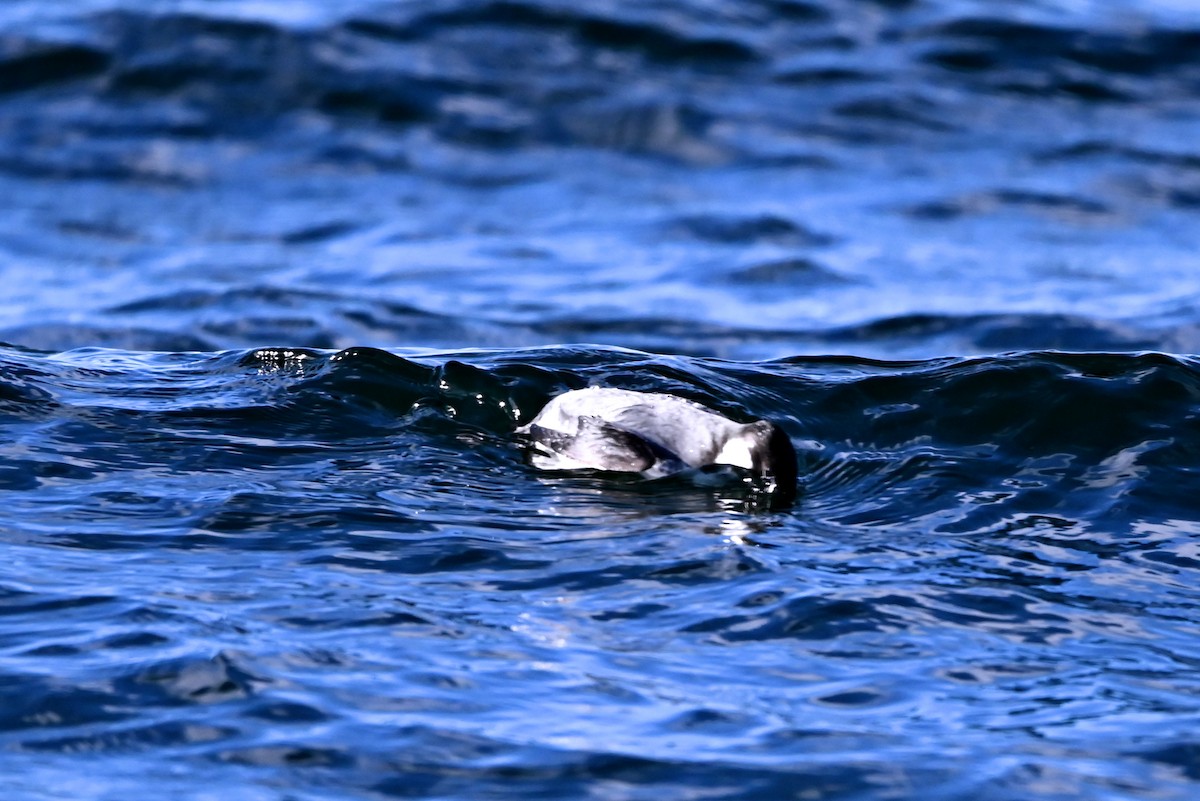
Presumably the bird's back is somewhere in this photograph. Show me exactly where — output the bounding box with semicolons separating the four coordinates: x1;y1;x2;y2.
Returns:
518;387;743;471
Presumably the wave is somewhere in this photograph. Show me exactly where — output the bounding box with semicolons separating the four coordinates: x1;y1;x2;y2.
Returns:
3;343;1198;530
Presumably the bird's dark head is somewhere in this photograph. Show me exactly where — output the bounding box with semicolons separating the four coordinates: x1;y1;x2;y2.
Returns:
719;420;798;508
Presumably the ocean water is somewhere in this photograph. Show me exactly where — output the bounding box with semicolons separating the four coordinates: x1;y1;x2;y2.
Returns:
1;1;1199;799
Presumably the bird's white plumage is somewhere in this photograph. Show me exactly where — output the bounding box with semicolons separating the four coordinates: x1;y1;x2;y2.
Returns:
517;387;759;474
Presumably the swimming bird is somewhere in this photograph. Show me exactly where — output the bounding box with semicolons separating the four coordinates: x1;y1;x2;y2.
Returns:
516;387;797;503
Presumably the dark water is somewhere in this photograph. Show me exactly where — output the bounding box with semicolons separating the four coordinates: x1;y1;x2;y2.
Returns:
2;1;1200;798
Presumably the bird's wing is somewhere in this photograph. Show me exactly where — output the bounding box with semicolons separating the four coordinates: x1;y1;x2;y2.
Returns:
526;416;680;473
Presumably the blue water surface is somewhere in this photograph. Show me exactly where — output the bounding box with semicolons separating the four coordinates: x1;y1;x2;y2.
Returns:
1;1;1199;799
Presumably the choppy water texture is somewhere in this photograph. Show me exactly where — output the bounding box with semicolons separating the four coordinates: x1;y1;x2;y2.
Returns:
2;1;1200;799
